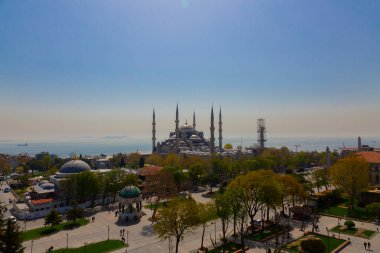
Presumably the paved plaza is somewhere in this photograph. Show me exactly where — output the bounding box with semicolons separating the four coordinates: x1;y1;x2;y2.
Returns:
1;183;379;253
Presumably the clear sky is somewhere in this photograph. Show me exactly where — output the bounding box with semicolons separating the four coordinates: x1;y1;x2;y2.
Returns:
0;0;379;141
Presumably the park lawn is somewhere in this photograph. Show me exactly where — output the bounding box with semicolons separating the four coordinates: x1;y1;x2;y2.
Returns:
51;240;127;253
331;225;376;239
247;224;286;241
321;203;371;220
208;241;246;253
285;233;346;253
22;218;89;241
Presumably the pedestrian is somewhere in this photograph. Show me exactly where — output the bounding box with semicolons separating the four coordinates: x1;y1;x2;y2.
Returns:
123;229;125;236
120;229;122;236
364;242;367;250
368;241;371;250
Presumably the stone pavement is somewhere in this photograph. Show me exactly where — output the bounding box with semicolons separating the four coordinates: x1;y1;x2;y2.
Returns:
18;188;380;253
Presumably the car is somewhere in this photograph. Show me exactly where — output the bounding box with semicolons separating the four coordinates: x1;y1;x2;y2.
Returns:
3;188;10;193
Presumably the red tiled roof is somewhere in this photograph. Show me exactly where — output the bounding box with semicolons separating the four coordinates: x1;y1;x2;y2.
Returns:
137;166;163;176
31;198;53;205
356;152;380;164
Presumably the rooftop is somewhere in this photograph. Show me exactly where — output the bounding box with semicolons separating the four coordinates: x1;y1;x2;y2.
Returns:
356;151;380;164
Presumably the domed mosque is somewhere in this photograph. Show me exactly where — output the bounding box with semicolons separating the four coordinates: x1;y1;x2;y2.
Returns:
153;104;223;154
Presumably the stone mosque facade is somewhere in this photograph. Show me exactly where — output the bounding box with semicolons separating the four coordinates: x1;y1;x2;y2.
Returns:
152;104;223;154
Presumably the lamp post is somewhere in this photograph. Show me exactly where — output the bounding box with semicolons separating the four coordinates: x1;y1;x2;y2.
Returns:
66;233;68;249
31;240;33;253
212;221;216;243
326;227;330;253
107;226;110;241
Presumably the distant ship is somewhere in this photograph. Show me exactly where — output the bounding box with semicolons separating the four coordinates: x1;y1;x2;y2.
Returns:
17;143;28;147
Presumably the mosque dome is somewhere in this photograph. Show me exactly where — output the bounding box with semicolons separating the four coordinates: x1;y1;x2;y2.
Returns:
179;122;194;131
40;182;55;190
59;160;91;174
119;185;141;199
190;134;201;140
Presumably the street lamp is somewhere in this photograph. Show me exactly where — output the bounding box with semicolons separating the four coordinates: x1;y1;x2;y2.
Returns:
66;233;68;249
30;240;33;253
107;226;110;241
326;227;330;253
211;221;216;243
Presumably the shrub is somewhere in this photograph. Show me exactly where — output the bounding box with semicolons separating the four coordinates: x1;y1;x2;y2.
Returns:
300;238;326;253
344;220;355;229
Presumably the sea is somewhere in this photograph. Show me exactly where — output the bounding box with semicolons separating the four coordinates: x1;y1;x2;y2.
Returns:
0;136;379;158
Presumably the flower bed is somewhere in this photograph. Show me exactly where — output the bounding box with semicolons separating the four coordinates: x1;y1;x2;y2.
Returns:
284;233;347;253
330;225;376;239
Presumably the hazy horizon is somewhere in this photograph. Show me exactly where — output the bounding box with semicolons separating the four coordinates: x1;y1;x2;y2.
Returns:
1;0;379;140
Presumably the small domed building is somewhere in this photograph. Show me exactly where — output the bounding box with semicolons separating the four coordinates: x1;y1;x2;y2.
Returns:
117;185;142;222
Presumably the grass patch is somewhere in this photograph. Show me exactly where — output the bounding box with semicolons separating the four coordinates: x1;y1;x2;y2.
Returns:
208;241;246;253
285;233;346;253
331;225;376;239
144;201;167;210
321;202;371;220
51;240;126;253
247;224;286;241
22;218;89;241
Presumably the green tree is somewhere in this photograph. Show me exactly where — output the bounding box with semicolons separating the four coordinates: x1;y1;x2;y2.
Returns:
154;198;200;253
126;152;141;169
188;163;206;189
71;171;101;206
45;209;62;227
66;204;84;223
300;238;326;253
197;202;216;250
214;193;233;252
0;213;24;253
229;171;265;231
145;154;164;166
330;155;369;213
366;202;380;224
223;143;233;150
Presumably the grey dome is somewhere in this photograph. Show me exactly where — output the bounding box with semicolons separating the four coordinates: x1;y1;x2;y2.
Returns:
40;182;54;190
59;160;91;174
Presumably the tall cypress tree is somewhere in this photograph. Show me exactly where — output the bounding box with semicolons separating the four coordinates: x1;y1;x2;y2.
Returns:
0;212;24;253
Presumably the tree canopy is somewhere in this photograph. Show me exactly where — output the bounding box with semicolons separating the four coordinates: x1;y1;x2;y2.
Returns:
330;155;369;212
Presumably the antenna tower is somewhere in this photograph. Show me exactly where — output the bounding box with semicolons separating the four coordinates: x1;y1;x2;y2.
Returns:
257;118;266;149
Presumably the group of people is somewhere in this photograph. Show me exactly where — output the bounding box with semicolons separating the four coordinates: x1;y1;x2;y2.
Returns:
364;241;371;251
120;228;127;242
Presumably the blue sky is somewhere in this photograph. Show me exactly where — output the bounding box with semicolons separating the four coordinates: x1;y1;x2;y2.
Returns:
0;0;379;140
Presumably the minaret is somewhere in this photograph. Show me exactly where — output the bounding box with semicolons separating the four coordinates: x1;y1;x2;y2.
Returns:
325;146;331;169
210;106;215;152
175;103;179;152
193;111;196;129
358;136;362;151
152;109;156;153
218;107;222;149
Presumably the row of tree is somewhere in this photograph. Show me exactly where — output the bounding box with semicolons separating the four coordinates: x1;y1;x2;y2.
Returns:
153;169;308;253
